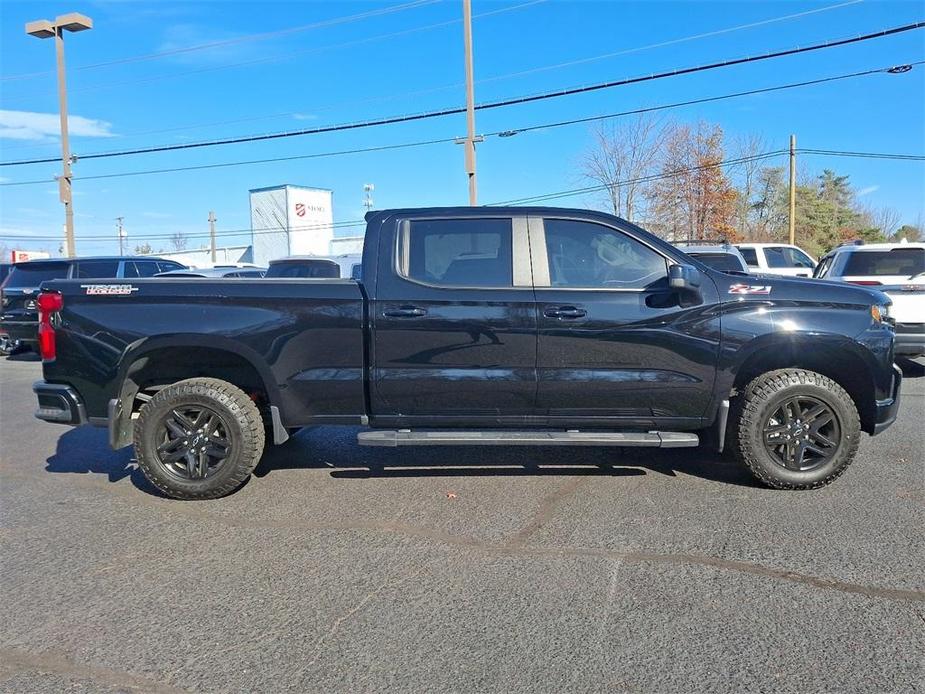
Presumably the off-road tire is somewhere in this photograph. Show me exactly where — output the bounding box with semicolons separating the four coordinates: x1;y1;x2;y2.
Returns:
134;378;265;499
729;369;860;489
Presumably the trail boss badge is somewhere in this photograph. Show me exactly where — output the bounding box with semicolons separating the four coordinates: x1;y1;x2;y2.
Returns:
728;283;772;295
81;284;140;296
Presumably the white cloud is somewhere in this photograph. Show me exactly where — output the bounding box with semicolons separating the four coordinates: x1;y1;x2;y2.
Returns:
0;110;116;142
857;185;880;197
292;113;317;121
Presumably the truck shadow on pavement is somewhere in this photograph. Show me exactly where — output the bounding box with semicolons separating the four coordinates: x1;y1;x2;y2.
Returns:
44;425;162;496
254;429;760;488
44;423;759;497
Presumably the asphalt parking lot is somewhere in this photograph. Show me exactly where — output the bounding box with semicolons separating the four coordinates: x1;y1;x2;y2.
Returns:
1;355;923;693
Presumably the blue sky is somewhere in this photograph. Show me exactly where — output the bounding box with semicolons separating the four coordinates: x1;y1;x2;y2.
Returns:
1;0;923;256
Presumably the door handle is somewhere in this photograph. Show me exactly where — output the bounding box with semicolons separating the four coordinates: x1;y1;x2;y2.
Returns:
544;306;587;319
383;306;427;318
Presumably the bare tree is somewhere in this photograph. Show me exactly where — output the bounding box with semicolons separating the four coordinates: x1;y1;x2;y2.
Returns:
729;133;769;240
581;114;671;223
169;232;188;252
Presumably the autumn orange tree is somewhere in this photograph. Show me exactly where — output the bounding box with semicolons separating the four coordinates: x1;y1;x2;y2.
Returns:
646;122;738;242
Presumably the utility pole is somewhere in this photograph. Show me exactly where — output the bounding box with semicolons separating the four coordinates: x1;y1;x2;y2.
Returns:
456;0;483;205
208;211;217;263
115;216;125;255
788;134;797;246
26;13;93;258
363;184;375;214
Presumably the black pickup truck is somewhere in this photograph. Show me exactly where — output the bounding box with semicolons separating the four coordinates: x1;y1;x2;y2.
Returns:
31;207;901;499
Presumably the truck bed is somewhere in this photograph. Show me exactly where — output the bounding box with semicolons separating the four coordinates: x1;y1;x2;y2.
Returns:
42;278;367;424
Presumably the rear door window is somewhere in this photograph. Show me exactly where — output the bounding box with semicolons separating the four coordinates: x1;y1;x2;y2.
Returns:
399;218;513;288
124;261;162;277
156;261;184;274
75;260;120;278
4;262;71;288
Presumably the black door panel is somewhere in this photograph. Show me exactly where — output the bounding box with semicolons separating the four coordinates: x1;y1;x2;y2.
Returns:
534;217;720;422
370;216;537;421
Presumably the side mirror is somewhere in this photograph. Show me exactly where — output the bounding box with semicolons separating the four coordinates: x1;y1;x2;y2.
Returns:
669;263;701;290
668;264;702;307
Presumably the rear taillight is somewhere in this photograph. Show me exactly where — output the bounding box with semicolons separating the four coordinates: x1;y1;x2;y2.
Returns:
848;280;882;286
37;291;63;361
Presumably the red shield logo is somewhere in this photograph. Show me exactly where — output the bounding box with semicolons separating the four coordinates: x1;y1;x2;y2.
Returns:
295;203;306;217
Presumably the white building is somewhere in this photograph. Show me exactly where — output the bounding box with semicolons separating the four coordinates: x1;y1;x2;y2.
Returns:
249;185;334;266
155;245;254;268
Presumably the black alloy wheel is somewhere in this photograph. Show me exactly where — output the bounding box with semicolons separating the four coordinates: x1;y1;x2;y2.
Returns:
762;395;841;471
155;405;232;480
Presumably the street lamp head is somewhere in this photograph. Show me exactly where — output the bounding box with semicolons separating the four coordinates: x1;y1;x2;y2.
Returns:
25;13;92;38
55;13;93;32
25;19;55;38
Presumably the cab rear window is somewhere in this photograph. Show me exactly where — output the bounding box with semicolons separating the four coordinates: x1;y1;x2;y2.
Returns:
4;262;71;288
843;249;924;277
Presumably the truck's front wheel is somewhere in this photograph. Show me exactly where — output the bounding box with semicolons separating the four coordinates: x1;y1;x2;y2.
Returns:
134;378;265;500
730;369;860;489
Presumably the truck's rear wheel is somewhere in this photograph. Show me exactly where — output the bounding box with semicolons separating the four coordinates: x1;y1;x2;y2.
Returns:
730;369;860;489
134;378;265;500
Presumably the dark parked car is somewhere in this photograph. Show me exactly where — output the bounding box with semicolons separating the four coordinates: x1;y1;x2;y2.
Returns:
264;257;340;278
0;256;185;349
31;207;900;499
156;267;267;278
673;241;750;273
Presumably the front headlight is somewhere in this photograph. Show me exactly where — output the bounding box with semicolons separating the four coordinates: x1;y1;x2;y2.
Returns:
871;303;892;324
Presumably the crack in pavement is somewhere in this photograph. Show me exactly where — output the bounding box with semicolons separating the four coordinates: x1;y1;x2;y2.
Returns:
0;647;189;693
5;457;924;606
504;476;588;549
304;561;431;670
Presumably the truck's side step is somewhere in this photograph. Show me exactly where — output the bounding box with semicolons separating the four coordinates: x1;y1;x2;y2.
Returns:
357;430;699;448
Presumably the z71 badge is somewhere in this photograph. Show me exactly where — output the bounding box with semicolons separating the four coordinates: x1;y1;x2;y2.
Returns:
728;283;772;295
80;284;140;296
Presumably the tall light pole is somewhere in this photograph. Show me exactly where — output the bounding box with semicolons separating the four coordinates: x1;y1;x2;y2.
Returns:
25;13;93;259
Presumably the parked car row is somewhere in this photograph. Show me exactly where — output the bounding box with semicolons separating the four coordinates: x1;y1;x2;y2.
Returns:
668;238;923;357
0;253;362;352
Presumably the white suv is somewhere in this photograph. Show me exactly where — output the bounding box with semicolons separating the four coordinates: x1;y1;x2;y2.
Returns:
815;241;925;357
735;243;817;277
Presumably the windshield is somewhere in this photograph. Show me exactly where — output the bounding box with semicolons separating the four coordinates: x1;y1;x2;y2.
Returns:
689;252;745;273
843;248;924;277
4;262;70;288
266;262;340;278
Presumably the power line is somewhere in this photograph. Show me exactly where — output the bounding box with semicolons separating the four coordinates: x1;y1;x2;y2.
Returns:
6;147;922;242
489;152;790;206
4;21;922;168
489;149;925;206
0;0;846;125
0;219;368;243
800;148;925;160
1;61;920;188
